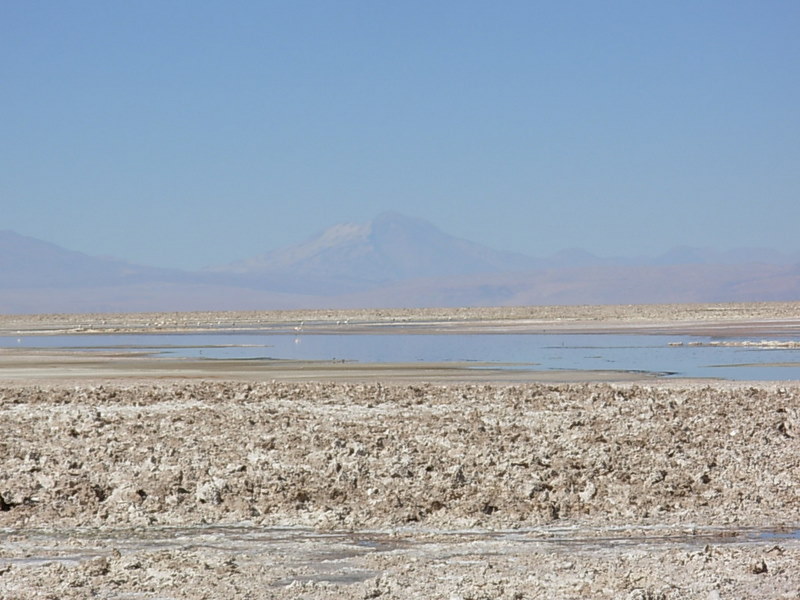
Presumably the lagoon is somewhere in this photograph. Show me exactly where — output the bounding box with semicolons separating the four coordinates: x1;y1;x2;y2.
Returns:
4;331;800;381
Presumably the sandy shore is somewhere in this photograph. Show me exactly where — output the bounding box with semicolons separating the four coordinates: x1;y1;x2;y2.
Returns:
2;301;799;337
2;303;800;598
0;351;663;385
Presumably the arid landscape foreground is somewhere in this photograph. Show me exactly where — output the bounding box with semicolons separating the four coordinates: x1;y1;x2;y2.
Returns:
1;303;799;599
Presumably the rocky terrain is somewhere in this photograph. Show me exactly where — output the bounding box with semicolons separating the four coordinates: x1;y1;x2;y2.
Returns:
2;379;799;598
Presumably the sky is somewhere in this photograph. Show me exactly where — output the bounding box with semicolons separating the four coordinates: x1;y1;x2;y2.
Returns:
3;1;799;270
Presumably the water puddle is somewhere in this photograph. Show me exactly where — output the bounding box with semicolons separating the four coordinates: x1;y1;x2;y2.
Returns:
3;524;798;574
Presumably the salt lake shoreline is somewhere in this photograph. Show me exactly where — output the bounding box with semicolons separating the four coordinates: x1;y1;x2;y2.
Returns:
2;302;799;598
3;301;800;338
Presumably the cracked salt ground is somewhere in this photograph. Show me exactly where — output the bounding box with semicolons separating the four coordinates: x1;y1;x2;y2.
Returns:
2;378;800;598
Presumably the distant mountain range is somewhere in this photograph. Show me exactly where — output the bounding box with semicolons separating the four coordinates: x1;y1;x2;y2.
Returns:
2;212;799;313
205;212;538;295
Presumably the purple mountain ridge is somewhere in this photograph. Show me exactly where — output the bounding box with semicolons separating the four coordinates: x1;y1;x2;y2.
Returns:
0;230;190;288
1;214;799;313
206;212;540;294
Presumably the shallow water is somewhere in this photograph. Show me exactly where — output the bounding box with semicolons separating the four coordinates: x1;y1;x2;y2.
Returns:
2;525;798;571
3;332;800;380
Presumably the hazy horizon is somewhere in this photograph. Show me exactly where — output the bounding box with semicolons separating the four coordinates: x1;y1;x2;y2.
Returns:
5;211;800;273
4;2;799;270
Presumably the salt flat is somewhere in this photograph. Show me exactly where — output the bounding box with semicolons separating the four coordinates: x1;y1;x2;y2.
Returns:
1;303;799;598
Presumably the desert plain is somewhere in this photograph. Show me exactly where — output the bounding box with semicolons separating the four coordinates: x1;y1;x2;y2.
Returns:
1;303;799;599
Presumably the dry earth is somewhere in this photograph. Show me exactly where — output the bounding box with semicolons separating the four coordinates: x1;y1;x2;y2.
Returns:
1;303;800;598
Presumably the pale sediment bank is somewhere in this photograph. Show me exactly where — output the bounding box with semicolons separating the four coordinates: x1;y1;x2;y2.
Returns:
2;301;800;337
0;350;664;385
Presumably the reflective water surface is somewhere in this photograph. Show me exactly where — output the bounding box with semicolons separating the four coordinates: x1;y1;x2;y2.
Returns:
3;524;798;572
3;331;800;380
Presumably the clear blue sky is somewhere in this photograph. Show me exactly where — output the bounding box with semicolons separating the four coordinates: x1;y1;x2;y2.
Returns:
3;1;799;269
